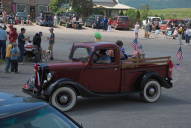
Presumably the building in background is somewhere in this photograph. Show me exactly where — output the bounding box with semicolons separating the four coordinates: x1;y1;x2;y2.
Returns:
0;0;50;20
60;0;135;17
0;0;13;14
93;0;135;16
12;0;50;20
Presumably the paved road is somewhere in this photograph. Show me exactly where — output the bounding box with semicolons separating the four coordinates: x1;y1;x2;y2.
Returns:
0;25;191;128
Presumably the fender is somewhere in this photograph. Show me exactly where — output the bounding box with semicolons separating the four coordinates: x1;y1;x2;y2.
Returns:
45;78;99;97
139;72;172;90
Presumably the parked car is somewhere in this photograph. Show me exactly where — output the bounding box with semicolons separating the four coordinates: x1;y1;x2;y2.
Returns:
15;12;27;24
36;12;54;27
23;42;173;112
84;15;103;28
160;19;185;32
142;16;162;26
111;16;130;30
185;19;191;27
59;12;77;25
0;92;82;128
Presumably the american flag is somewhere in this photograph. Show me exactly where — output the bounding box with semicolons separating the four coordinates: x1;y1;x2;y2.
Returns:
176;47;183;61
131;38;138;50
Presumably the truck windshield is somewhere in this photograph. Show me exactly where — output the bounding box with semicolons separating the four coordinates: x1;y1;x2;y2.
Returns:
71;47;92;62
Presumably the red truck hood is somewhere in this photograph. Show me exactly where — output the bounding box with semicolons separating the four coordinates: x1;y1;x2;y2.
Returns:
47;61;87;82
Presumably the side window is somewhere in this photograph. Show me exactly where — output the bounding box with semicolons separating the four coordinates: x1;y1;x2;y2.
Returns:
72;47;91;61
92;48;115;64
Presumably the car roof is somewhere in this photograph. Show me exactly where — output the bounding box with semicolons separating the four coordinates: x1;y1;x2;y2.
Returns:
0;92;48;118
73;42;118;49
163;19;184;21
116;16;128;17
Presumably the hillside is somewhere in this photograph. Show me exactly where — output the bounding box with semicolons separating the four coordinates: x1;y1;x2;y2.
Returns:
150;8;191;19
119;0;191;9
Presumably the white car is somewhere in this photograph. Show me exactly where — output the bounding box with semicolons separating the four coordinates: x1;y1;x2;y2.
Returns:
142;16;162;26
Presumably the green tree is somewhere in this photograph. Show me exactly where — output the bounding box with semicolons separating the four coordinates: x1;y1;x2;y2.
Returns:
140;4;150;20
160;14;165;20
72;0;93;17
136;10;141;22
125;9;137;27
125;9;137;21
49;0;65;13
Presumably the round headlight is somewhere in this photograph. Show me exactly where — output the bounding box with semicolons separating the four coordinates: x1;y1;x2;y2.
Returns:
47;73;53;81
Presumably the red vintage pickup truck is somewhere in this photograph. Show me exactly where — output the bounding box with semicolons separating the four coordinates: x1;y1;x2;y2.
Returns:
23;42;173;112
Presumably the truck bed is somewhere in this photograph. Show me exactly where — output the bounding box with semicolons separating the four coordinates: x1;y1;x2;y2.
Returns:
120;56;171;92
121;56;171;69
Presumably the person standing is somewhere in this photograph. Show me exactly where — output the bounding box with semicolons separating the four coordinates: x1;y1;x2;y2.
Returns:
2;10;7;24
0;25;7;59
185;27;191;44
11;43;20;73
33;32;43;62
18;28;29;63
144;22;150;38
134;22;140;38
54;15;58;26
4;42;13;73
48;28;55;60
33;32;42;49
107;18;112;32
178;24;183;44
103;16;108;31
9;26;18;43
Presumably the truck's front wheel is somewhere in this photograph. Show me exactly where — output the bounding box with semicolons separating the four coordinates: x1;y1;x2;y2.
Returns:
50;87;77;112
141;80;161;103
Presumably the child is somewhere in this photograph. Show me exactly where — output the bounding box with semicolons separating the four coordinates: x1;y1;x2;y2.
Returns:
115;40;128;60
11;43;20;73
4;42;13;73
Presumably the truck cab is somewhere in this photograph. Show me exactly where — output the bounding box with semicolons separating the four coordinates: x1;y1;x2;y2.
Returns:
23;42;173;112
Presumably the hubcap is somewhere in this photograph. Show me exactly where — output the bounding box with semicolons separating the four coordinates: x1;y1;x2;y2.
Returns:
148;88;156;96
59;95;69;104
146;85;158;98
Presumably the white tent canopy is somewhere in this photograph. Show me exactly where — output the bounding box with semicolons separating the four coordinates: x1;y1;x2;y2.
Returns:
94;3;135;10
93;0;135;10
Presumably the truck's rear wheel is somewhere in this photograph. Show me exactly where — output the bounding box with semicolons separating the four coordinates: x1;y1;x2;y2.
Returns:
50;87;77;112
141;80;161;103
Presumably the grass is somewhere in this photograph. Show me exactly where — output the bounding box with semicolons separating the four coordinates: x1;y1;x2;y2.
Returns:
150;8;191;19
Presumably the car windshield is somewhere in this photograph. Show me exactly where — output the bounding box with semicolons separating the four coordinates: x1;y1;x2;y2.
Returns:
71;47;92;62
16;12;27;17
161;20;168;24
152;18;161;22
0;106;80;128
174;20;184;25
118;17;128;21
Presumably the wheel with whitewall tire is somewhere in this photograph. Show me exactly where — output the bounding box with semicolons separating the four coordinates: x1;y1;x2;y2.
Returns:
141;79;161;103
50;87;77;112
